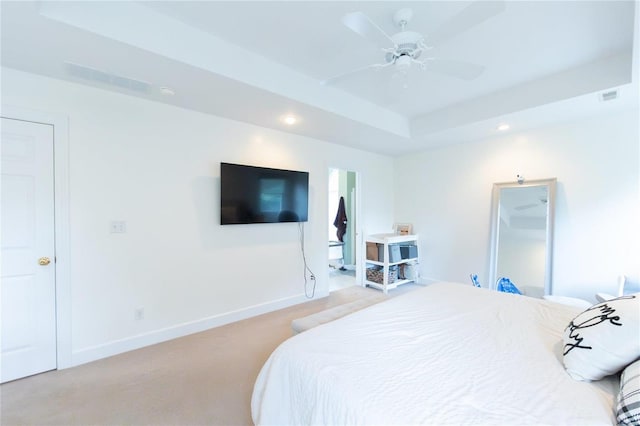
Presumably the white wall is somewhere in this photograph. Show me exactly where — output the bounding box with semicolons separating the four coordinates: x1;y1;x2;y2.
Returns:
394;109;639;301
1;68;395;366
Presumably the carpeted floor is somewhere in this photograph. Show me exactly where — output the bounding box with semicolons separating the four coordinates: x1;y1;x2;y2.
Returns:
329;266;357;291
0;284;420;425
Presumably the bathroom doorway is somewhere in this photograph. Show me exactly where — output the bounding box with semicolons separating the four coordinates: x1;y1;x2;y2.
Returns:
328;168;358;292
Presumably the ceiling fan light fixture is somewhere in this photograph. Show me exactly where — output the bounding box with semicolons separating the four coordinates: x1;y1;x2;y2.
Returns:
395;55;412;71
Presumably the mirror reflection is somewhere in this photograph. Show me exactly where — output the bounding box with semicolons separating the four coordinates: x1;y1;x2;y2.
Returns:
489;178;556;298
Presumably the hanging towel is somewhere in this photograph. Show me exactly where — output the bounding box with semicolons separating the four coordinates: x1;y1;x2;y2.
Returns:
333;196;348;242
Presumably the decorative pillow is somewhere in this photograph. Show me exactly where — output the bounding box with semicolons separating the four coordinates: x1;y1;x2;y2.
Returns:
617;359;640;426
562;294;640;381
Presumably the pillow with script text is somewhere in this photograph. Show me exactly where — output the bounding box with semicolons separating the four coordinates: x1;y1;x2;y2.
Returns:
562;294;640;381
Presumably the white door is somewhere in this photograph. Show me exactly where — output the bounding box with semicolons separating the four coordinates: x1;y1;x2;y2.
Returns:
1;117;57;383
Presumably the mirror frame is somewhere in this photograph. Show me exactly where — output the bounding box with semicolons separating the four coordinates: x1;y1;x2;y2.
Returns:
488;178;557;295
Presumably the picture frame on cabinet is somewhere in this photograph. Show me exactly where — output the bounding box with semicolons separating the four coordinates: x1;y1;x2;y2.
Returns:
394;223;413;235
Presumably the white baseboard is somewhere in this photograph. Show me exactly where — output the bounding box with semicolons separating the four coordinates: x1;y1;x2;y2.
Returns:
70;293;309;367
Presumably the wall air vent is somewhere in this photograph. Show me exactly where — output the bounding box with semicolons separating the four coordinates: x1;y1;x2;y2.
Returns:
65;62;151;94
599;89;619;102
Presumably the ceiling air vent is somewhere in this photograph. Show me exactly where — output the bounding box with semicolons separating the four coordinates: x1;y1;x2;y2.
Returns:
65;62;151;94
599;89;619;102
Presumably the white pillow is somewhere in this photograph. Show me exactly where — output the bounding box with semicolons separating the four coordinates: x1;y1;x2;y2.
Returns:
562;294;640;381
617;359;640;426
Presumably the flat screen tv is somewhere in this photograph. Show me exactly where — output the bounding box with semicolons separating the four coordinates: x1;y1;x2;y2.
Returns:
220;162;309;224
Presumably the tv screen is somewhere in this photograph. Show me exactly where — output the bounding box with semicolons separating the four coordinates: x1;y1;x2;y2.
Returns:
220;162;309;224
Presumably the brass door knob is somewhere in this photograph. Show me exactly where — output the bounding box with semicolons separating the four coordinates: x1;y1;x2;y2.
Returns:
38;257;51;266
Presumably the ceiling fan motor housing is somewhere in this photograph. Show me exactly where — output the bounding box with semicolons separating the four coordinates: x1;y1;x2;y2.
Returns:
386;31;424;64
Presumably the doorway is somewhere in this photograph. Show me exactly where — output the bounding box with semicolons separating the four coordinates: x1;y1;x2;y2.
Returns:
328;168;358;292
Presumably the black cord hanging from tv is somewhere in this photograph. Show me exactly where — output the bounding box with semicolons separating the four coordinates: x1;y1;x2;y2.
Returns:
299;222;316;298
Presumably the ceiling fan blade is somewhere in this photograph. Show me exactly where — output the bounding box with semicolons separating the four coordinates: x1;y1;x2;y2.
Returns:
321;62;392;86
425;58;485;80
514;203;539;211
342;12;395;48
428;1;506;46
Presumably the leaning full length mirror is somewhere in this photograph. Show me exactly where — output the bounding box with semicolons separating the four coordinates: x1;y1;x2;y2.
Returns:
489;178;556;298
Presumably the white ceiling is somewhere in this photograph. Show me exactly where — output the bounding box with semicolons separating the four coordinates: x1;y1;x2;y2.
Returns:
1;1;638;156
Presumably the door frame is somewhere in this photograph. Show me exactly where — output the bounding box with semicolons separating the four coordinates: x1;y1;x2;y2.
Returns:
2;105;72;369
327;167;362;288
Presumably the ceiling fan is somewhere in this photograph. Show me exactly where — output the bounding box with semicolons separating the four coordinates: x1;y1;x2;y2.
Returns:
322;2;505;86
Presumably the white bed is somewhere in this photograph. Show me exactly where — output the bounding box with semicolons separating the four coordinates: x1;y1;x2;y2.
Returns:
252;282;619;425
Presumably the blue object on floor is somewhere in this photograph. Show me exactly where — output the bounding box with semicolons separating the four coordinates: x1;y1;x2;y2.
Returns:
496;277;522;295
470;274;481;288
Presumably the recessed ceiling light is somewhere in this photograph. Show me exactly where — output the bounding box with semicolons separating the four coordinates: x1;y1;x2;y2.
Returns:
497;123;510;131
283;115;297;125
159;86;175;96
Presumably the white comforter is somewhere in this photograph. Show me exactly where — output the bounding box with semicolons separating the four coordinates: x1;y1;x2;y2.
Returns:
252;282;618;425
